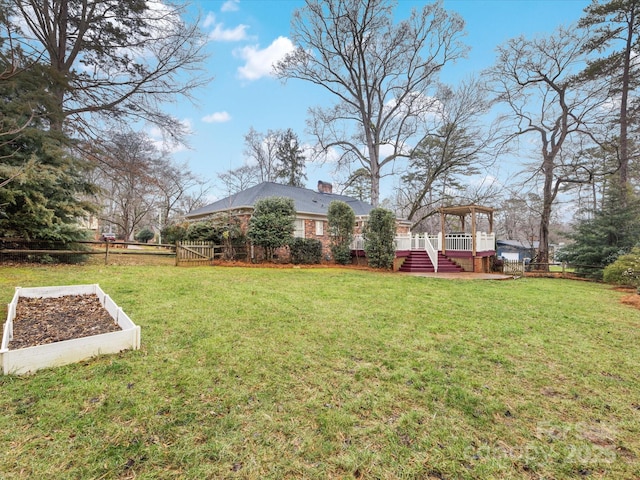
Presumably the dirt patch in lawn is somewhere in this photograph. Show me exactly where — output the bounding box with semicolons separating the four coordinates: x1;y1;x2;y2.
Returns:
621;293;640;310
612;286;640;310
10;294;121;349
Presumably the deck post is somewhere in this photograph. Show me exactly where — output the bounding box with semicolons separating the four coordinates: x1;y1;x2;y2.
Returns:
440;210;446;255
471;206;477;257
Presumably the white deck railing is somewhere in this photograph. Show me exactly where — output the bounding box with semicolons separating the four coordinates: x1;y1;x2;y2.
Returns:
351;235;365;251
421;235;439;272
351;232;495;254
475;232;496;252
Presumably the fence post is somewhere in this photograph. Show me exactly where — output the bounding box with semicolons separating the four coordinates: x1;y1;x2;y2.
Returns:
175;242;180;266
104;241;109;265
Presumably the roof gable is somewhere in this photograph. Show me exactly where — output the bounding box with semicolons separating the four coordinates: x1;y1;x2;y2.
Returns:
187;182;376;218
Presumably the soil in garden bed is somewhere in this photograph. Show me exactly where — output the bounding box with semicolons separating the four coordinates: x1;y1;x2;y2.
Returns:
9;294;121;349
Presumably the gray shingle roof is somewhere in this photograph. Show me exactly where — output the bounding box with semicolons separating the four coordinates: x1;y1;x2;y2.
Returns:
496;239;539;249
186;182;375;218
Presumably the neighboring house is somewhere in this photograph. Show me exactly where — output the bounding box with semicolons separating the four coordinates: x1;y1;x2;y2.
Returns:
496;239;539;262
185;181;411;260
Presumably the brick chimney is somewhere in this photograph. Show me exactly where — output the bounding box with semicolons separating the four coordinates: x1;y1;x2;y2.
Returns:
317;180;333;194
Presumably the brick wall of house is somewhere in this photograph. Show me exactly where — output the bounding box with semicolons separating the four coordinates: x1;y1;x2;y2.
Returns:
395;223;411;235
233;212;409;263
237;214;252;231
354;220;410;236
302;219;331;258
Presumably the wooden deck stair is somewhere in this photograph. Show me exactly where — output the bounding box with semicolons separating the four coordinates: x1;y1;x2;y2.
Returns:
398;251;464;273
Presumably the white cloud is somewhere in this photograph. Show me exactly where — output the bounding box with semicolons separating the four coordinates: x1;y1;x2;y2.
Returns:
203;12;216;29
235;36;295;80
221;0;240;12
209;23;249;42
203;10;248;42
202;111;231;123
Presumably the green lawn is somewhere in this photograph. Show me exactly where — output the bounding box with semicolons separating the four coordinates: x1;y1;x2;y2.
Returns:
0;265;639;479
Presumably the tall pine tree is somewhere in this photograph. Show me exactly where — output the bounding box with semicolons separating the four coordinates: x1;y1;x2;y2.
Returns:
559;181;640;279
579;0;640;198
275;129;307;187
0;54;95;241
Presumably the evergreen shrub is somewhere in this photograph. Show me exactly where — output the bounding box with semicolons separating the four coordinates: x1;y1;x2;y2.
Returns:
363;207;396;269
247;197;296;261
135;227;155;243
603;248;640;291
186;222;217;241
327;201;355;265
332;244;352;265
161;223;188;244
289;238;322;264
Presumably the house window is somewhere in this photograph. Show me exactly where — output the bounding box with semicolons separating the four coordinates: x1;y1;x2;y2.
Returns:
294;219;305;238
315;220;324;236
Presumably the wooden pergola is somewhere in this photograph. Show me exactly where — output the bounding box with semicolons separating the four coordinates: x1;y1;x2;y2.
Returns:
439;204;495;256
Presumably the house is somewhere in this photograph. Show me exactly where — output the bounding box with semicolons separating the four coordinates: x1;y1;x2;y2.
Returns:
185;181;411;261
496;239;539;262
187;183;498;273
496;239;560;264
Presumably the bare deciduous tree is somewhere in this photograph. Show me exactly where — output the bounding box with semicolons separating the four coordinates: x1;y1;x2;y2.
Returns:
217;165;260;196
488;27;608;268
87;132;205;238
154;159;209;228
11;0;210;142
243;127;281;183
91;132;161;240
175;183;211;219
497;193;545;245
275;0;467;206
397;79;497;228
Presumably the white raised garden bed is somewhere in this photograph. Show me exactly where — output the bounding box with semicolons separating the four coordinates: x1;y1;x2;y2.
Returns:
1;284;140;375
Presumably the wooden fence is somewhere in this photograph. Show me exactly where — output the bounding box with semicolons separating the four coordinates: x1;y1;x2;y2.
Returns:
0;238;247;267
0;238;175;265
175;241;218;266
502;259;525;276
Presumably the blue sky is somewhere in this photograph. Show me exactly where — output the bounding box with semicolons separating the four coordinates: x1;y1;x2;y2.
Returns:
167;0;591;199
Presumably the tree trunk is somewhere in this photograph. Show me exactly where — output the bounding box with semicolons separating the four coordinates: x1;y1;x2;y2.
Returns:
537;156;555;271
44;0;69;133
369;152;380;207
618;2;635;202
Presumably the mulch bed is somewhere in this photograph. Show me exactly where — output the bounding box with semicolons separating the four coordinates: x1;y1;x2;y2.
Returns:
622;294;640;309
617;287;640;311
9;294;121;350
214;259;383;272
